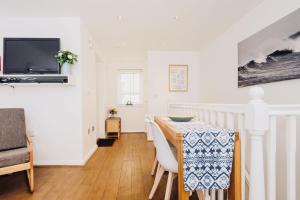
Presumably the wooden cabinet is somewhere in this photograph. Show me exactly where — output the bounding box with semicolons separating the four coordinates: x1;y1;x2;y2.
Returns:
105;117;121;139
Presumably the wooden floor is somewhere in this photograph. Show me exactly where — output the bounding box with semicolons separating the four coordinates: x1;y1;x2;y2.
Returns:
0;133;199;200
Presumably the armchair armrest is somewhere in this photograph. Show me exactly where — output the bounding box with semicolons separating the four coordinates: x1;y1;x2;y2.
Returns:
25;134;34;192
26;134;33;152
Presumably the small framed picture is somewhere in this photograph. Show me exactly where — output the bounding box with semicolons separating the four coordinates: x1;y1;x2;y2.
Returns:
169;64;188;92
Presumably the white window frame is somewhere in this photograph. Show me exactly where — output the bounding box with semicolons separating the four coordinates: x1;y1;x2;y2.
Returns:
117;69;143;106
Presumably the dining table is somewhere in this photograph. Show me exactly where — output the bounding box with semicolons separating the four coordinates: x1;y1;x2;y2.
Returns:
154;116;241;200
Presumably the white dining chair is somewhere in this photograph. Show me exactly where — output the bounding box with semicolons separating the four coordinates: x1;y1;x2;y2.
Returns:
148;121;178;200
145;115;154;141
145;117;158;176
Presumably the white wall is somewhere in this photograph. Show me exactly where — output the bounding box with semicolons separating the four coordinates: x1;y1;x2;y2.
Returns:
197;1;300;199
198;0;300;104
147;51;202;116
0;17;98;165
103;59;146;133
117;105;146;132
96;60;107;138
101;51;203;133
80;21;98;159
0;17;83;165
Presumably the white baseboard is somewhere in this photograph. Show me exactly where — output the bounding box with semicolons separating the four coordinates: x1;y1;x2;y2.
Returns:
34;145;98;166
34;160;85;166
82;144;98;165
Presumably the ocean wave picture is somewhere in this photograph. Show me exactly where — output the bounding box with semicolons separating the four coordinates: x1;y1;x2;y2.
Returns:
238;8;300;87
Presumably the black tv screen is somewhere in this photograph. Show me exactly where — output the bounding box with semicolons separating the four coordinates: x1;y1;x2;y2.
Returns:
3;38;60;74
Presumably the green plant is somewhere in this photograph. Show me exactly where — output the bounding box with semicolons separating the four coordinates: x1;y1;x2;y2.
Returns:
55;50;78;65
109;108;117;116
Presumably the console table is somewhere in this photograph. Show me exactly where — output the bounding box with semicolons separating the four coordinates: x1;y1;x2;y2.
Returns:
105;117;121;139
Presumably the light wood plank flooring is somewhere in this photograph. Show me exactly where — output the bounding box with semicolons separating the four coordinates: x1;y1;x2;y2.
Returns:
0;133;199;200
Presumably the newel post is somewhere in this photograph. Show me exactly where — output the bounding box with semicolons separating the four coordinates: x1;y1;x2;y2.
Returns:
246;86;269;200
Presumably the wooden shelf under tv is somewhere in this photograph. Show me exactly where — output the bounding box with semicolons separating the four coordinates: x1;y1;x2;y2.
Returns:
0;74;75;87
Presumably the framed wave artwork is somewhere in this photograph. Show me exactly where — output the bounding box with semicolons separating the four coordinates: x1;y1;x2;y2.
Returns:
238;8;300;87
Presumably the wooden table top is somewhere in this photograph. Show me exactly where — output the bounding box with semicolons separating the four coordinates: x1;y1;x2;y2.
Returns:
154;117;182;148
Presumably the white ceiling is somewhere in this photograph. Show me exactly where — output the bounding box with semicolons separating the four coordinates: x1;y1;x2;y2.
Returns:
1;0;263;61
0;0;80;17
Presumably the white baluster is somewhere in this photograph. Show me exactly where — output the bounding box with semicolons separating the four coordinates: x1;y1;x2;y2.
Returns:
207;110;210;123
194;108;199;121
183;106;187;115
199;109;204;122
205;190;210;200
181;107;185;115
178;106;182;115
204;110;209;123
188;106;192;116
286;115;296;200
217;112;225;200
226;112;234;129
172;107;175;115
193;107;198;120
216;111;226;200
218;190;224;200
267;116;276;200
210;111;217;126
211;189;216;200
217;112;225;128
238;114;246;200
171;106;175;115
190;106;193;116
215;111;233;200
246;86;268;200
226;112;234;200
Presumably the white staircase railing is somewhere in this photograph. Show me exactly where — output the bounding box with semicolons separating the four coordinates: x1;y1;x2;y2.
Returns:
168;86;300;200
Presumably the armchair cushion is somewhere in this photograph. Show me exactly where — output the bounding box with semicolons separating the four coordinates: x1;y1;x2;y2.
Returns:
0;108;27;151
0;147;29;168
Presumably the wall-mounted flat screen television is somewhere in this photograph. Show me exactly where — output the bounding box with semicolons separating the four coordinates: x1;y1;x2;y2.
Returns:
3;38;60;74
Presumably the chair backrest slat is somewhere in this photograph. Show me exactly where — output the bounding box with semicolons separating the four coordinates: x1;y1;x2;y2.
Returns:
0;108;27;151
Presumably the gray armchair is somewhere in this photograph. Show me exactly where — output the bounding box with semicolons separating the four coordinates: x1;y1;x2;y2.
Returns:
0;108;34;192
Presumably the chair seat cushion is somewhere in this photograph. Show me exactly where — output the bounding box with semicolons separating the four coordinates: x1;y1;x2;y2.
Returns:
0;148;29;168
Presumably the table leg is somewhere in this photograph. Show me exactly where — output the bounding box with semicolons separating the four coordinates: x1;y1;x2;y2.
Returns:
178;139;190;200
228;133;242;200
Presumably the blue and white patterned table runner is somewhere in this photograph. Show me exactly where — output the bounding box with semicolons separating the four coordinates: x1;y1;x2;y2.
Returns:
170;121;235;191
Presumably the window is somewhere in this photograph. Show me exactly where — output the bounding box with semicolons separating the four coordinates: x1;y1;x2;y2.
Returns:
118;69;143;105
